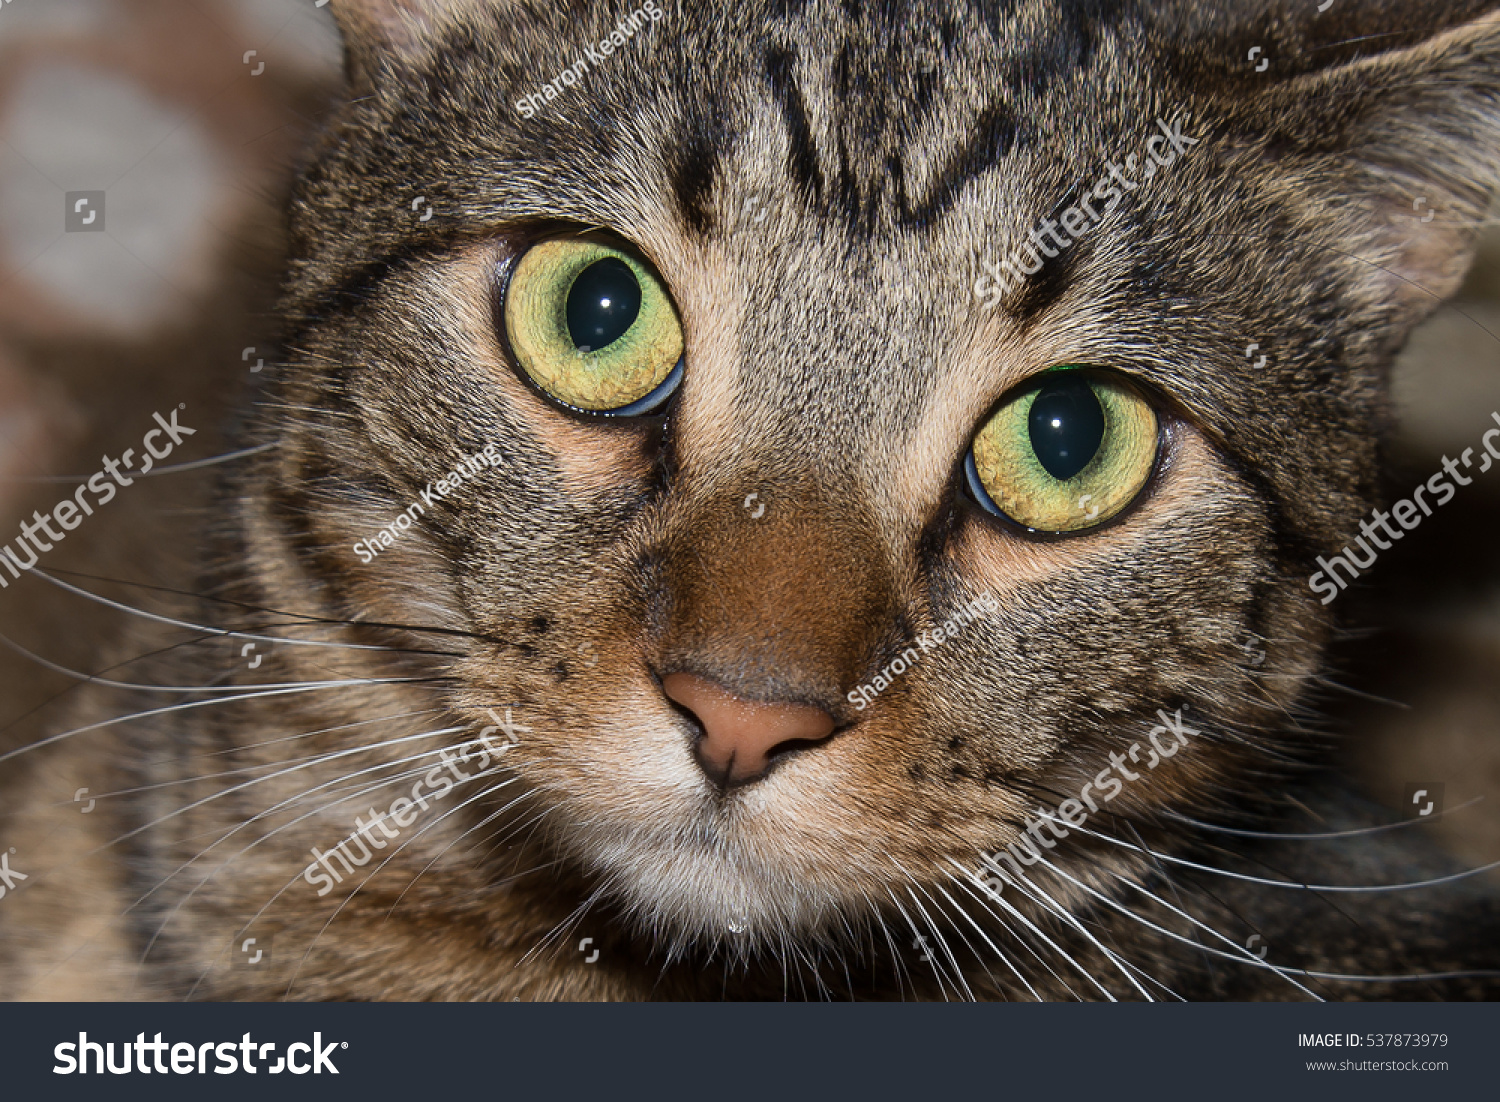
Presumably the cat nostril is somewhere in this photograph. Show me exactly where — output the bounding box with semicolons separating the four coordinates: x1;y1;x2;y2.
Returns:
661;672;837;788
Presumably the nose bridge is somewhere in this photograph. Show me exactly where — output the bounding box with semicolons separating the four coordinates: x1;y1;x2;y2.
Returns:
658;473;897;705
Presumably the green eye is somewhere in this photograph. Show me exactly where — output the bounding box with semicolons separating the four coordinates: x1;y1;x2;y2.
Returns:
503;239;684;414
965;368;1159;534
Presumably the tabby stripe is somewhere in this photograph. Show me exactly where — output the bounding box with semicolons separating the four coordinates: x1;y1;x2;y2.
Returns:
764;46;825;205
905;102;1032;228
669;95;734;238
1008;223;1092;328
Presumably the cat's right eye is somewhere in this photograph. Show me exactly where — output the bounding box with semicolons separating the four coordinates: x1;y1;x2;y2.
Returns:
501;238;684;415
964;367;1160;534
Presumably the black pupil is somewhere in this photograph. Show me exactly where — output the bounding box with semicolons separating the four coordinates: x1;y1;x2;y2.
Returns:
566;258;641;353
1027;377;1106;481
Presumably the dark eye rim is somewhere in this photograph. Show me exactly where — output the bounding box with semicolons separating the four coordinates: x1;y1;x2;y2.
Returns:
493;229;685;424
960;366;1172;541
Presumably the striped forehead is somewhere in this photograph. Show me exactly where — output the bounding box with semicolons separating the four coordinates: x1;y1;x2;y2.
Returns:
640;43;1125;497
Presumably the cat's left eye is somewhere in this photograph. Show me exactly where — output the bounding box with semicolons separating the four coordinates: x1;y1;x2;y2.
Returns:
502;238;684;415
964;367;1160;534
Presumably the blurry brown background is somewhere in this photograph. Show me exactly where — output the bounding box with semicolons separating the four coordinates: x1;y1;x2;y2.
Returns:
0;0;1496;869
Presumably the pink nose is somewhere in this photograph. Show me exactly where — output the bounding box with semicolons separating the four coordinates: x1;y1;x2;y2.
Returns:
662;672;837;787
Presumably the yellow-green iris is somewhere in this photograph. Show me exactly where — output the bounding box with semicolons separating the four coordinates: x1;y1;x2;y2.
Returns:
969;369;1159;533
503;239;683;412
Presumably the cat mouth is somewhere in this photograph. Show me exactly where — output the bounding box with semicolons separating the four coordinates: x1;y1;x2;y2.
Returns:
543;732;916;950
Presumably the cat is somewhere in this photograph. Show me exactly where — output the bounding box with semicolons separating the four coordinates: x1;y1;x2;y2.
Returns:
2;0;1500;1001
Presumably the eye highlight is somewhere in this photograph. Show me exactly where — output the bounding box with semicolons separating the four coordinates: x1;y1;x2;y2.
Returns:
965;368;1160;534
502;239;684;415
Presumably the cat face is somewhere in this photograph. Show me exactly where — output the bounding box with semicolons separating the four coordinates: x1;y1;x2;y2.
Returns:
253;0;1500;951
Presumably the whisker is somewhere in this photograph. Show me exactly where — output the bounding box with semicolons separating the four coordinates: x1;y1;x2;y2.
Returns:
1072;856;1500;988
901;879;974;1000
40;565;494;650
99;727;471;870
386;788;547;924
39;719;455;810
982;861;1155;1001
1074;823;1500;893
904;877;987;999
854;887;914;1000
165;755;519;997
1026;848;1322;1000
0;629;228;741
0;443;279;483
19;566;452;653
24;736;485;996
931;877;1034;1000
950;875;1085;1000
1165;798;1484;840
883;887;953;1001
282;772;525;996
943;857;1118;1001
0;626;434;694
0;680;444;766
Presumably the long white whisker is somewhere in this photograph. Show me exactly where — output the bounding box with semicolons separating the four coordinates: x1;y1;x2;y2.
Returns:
1072;822;1500;893
282;773;525;996
126;734;491;970
941;858;1117;1001
18;566;425;652
385;787;543;923
970;859;1155;1001
860;888;914;1000
904;879;981;1000
1080;858;1500;987
0;680;440;766
951;875;1085;1000
883;888;953;1001
886;858;976;1000
0;626;425;694
1164;798;1484;840
161;749;519;989
180;762;520;1000
2;442;278;482
42;738;487;997
1030;850;1324;999
905;883;975;1001
931;877;1034;1000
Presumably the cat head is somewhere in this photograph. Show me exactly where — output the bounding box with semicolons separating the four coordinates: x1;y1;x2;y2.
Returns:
252;0;1500;950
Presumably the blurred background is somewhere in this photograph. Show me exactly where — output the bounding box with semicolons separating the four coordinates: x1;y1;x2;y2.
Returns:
0;0;1496;868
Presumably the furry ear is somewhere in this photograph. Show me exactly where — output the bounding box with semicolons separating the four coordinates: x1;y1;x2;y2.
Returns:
322;0;478;89
1242;10;1500;329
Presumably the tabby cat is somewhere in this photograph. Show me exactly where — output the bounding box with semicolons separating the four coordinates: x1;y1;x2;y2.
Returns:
3;0;1500;1001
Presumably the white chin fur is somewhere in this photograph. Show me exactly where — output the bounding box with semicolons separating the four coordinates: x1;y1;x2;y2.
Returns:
575;822;854;955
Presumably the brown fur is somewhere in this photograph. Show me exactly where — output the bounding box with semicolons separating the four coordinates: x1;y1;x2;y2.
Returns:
3;0;1500;1001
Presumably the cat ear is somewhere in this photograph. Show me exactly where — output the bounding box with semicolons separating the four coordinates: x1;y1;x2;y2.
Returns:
1242;10;1500;326
322;0;472;87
